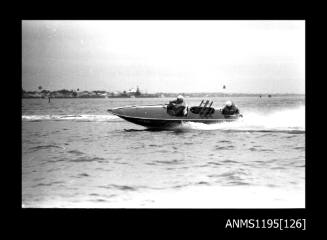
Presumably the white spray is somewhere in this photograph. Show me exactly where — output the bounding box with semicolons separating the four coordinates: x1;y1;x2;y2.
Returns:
181;106;305;132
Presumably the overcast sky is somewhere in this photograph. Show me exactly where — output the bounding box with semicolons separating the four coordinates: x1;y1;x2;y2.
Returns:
22;20;305;93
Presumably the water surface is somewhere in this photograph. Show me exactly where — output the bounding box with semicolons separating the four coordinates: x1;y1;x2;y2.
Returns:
22;96;305;208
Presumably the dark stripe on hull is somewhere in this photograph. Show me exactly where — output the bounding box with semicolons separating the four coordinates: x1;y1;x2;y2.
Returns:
119;115;237;129
120;116;181;128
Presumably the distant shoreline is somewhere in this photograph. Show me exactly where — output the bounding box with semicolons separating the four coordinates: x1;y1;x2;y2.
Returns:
22;88;304;99
22;93;305;99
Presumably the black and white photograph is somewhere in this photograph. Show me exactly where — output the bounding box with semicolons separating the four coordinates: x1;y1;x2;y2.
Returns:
22;20;305;208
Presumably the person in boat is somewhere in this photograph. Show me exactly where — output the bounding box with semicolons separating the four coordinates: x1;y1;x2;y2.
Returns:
221;100;240;115
167;95;187;116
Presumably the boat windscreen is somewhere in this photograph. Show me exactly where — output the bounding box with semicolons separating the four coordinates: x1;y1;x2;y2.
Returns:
190;106;215;115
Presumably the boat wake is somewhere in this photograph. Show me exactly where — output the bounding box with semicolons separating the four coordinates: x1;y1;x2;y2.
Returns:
22;114;120;122
177;106;305;133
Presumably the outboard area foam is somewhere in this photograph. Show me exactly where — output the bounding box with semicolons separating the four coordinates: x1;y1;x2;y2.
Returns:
177;106;305;132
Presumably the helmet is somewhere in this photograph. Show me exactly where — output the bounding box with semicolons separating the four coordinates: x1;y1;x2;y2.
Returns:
225;100;232;107
177;95;184;100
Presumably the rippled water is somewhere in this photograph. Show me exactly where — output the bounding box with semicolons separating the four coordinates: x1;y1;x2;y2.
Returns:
22;96;305;208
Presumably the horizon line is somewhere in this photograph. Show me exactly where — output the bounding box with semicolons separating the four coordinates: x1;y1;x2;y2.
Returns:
23;89;305;95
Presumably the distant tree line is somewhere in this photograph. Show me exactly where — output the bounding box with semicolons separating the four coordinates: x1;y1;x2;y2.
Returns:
21;86;303;99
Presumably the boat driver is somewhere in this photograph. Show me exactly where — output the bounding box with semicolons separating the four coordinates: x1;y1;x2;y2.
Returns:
221;100;240;115
168;95;187;116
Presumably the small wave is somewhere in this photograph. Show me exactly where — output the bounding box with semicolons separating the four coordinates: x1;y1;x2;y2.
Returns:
296;165;305;168
145;162;157;165
67;150;85;155
92;199;107;202
173;184;190;189
249;147;273;152
89;193;100;196
271;166;286;170
172;181;211;188
215;145;234;150
154;159;182;165
208;172;241;178
293;146;305;150
267;184;279;188
77;173;90;177
165;167;177;170
226;181;251;186
98;184;137;191
46;159;66;164
115;162;129;165
32;181;64;187
148;144;159;147
157;149;170;153
222;159;239;164
208;169;249;182
22;114;119;122
29;144;64;151
207;161;222;166
69;156;106;163
196;181;210;185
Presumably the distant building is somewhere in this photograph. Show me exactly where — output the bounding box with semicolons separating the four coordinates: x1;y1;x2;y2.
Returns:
128;88;136;94
99;93;108;98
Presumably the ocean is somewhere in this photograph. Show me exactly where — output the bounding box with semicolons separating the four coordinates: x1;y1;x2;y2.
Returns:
22;96;305;208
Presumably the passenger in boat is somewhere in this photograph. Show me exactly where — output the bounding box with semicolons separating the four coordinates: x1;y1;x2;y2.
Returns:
167;95;187;116
221;100;240;115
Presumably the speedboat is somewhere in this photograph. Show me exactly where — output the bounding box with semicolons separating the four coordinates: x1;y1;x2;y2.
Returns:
107;100;242;129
